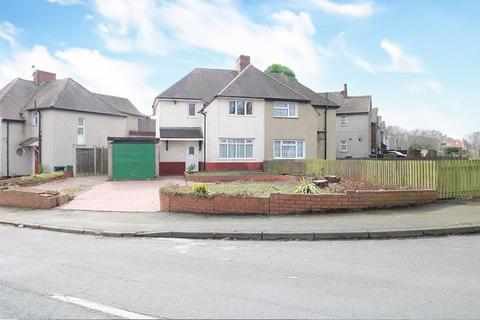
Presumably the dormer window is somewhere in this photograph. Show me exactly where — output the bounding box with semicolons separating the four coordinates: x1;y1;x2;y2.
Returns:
229;101;253;116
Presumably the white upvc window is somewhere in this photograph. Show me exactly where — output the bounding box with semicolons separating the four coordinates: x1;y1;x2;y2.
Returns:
229;101;253;116
340;115;348;126
274;140;305;159
219;138;254;159
273;102;298;118
77;118;85;145
32;111;39;126
188;103;196;117
340;140;348;152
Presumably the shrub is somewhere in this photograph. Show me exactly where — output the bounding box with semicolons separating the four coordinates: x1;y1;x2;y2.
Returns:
191;182;210;197
295;177;320;194
38;164;44;174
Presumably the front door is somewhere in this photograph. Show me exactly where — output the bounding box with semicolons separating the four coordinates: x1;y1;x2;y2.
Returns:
185;143;198;172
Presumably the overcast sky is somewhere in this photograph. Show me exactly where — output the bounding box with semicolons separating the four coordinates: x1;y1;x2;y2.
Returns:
0;0;478;138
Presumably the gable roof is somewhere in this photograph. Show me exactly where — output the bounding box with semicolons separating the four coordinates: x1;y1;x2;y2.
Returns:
157;68;238;104
269;73;339;108
318;91;371;114
94;93;144;116
0;79;37;121
217;65;309;102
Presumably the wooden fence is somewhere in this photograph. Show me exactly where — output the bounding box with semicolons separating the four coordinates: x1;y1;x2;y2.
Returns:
264;159;480;199
75;147;108;177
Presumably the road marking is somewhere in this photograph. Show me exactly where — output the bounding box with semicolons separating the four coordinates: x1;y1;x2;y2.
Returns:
50;294;157;319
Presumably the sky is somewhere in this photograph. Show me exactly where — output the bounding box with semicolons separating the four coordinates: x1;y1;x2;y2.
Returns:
0;0;478;139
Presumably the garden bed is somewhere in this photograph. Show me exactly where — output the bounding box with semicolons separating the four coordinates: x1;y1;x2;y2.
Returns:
184;171;295;183
0;172;66;188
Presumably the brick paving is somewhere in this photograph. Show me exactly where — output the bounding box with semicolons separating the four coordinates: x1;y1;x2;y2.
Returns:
60;176;185;212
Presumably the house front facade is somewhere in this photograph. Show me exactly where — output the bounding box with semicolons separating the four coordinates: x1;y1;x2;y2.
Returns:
154;55;338;175
0;70;146;176
320;84;386;159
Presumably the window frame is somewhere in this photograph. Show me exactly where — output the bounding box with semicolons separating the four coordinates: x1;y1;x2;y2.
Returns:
219;138;254;160
228;100;253;116
340;140;348;152
273;102;298;118
32;111;39;126
340;115;348;126
77;117;86;146
273;140;305;159
187;103;196;117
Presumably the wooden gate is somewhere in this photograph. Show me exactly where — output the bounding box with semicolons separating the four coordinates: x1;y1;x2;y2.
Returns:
74;147;108;176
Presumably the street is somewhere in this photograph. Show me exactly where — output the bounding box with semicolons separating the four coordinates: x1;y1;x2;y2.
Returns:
1;226;479;319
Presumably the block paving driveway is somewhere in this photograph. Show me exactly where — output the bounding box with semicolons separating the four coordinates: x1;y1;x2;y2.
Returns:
59;176;185;212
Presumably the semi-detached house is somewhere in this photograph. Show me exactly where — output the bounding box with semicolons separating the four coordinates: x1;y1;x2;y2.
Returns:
153;55;339;175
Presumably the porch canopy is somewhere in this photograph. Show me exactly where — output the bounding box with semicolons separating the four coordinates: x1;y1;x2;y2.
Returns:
19;137;39;147
159;127;203;141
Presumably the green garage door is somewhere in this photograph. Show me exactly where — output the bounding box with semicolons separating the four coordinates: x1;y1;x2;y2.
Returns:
113;143;155;180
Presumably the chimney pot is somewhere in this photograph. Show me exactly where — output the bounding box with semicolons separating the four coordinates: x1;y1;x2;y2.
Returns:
33;70;56;85
236;55;250;72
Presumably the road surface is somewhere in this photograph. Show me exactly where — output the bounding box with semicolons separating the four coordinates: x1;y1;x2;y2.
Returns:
1;226;479;319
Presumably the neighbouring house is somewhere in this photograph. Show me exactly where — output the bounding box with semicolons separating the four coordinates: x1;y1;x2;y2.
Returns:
0;70;147;176
153;55;339;175
319;84;386;159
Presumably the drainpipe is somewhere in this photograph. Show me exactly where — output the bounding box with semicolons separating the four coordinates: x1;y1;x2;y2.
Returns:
35;101;42;164
324;93;328;160
6;120;9;177
200;108;207;171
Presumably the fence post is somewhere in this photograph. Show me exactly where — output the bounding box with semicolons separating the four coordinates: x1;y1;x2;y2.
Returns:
73;146;77;177
93;146;97;176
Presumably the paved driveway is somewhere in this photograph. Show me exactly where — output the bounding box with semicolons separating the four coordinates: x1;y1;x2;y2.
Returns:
59;176;185;212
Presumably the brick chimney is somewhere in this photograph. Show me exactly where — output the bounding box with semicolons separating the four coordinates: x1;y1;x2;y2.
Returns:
341;83;348;97
33;70;56;85
236;55;250;72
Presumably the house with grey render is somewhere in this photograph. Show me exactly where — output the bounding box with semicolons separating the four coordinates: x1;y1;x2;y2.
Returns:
154;55;339;175
0;70;148;176
320;84;386;159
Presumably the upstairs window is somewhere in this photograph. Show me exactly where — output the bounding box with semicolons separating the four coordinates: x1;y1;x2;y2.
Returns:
32;111;39;126
188;103;196;117
340;115;348;126
273;102;298;118
77;118;85;145
229;101;253;116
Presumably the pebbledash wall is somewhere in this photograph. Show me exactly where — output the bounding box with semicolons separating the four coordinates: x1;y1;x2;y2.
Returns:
160;189;437;215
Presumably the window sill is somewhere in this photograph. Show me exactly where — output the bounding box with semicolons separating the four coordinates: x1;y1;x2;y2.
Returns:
273;116;299;119
227;114;254;118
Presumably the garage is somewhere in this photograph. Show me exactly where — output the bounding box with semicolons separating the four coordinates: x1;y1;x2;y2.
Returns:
108;137;159;181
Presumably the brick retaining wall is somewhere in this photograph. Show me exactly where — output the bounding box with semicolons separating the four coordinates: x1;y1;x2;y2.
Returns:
0;173;66;187
0;188;70;209
160;189;437;215
185;173;295;183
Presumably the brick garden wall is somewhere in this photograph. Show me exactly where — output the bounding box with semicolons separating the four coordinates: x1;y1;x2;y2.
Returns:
0;189;70;209
160;189;437;215
185;173;295;183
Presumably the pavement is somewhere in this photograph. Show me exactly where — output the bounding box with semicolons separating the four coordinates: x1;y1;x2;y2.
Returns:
58;176;185;212
0;200;480;240
1;226;480;319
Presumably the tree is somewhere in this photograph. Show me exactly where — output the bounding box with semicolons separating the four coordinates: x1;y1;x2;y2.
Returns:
265;64;296;78
465;131;480;158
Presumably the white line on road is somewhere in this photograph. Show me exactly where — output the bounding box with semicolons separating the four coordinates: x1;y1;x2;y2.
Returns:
50;294;158;319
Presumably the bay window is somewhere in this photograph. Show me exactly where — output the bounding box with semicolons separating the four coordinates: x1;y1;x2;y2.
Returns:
219;139;254;159
274;140;304;159
273;102;298;118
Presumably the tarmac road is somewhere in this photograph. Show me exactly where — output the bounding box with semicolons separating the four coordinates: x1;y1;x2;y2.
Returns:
1;226;479;319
